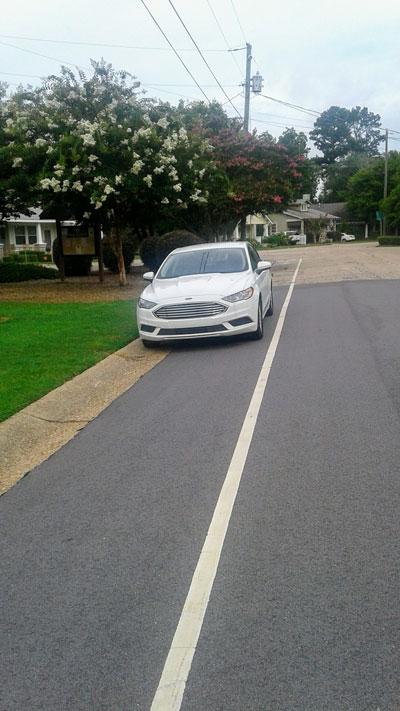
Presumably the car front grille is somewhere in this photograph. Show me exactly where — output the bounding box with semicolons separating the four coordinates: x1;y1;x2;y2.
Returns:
154;302;227;320
158;325;227;335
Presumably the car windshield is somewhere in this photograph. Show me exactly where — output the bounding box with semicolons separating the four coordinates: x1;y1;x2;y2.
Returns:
157;248;249;279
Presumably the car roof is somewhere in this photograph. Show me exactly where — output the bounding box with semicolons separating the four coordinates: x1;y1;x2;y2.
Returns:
170;241;249;255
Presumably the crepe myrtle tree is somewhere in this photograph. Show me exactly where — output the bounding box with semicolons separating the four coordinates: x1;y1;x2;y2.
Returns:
5;61;215;284
209;128;301;229
0;82;49;221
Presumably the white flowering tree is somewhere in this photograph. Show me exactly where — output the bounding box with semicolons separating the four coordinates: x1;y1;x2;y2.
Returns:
4;62;215;284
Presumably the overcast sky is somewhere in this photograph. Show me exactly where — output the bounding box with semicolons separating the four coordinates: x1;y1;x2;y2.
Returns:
1;0;400;150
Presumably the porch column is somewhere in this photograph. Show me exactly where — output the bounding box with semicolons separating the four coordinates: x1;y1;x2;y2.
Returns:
36;222;44;244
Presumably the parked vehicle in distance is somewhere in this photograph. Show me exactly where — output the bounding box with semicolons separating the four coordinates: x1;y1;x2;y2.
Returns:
341;233;356;241
288;233;307;245
137;242;273;346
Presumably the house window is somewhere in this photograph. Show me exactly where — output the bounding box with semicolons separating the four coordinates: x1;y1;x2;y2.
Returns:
15;226;26;246
269;223;277;235
14;224;37;246
255;224;264;238
27;226;37;245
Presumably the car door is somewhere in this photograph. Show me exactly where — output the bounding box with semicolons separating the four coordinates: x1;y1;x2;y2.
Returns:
247;244;270;311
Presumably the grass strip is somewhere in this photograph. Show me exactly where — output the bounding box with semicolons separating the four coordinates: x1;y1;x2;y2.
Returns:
0;300;138;421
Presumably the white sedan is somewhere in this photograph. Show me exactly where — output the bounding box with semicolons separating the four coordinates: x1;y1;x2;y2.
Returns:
137;242;273;345
341;232;356;241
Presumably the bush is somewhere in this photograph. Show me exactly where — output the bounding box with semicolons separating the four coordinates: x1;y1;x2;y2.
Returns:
102;232;137;274
139;236;159;272
263;232;289;247
140;230;205;272
0;263;57;283
3;250;51;264
326;231;340;242
52;237;93;276
378;236;400;246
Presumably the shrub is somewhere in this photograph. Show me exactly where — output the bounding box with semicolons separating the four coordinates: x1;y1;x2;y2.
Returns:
378;236;400;246
326;231;338;242
140;230;205;272
264;233;289;247
3;250;50;264
52;237;93;276
0;263;57;282
139;236;160;272
102;232;137;273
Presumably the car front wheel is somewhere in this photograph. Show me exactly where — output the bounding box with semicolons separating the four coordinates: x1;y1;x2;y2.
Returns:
266;287;274;316
249;300;264;340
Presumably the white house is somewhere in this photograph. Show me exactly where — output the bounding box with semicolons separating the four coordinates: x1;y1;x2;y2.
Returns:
0;208;57;258
232;195;341;243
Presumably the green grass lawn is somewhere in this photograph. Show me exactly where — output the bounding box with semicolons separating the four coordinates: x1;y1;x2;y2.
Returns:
0;301;138;422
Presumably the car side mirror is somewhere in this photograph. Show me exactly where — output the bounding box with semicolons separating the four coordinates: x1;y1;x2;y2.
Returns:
256;260;271;272
143;271;154;281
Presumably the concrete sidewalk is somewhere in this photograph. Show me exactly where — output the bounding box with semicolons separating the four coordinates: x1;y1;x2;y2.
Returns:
0;340;167;495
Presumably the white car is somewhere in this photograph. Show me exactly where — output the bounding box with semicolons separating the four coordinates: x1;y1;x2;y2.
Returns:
341;233;356;242
137;242;273;346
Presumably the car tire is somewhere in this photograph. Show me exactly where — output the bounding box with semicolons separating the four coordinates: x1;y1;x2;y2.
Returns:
250;299;264;340
141;339;155;348
266;288;274;316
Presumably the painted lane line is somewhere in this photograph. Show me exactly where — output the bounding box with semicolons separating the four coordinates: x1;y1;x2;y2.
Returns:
151;258;302;711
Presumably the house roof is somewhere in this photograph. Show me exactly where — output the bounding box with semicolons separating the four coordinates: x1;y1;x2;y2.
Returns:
314;202;348;218
284;207;340;221
4;208;56;224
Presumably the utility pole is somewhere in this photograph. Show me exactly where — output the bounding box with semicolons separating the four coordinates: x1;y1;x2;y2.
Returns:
240;43;252;239
243;43;252;133
383;128;389;236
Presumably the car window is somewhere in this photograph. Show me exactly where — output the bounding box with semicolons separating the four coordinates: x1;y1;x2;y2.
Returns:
247;244;260;270
158;248;249;279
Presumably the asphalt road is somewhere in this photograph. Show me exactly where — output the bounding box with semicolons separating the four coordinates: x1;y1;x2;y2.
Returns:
1;279;400;710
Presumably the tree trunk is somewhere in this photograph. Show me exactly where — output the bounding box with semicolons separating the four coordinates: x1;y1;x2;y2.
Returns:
239;216;247;240
114;225;127;286
56;219;65;281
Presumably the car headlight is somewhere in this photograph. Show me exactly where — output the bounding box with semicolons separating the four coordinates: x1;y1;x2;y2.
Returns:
138;297;157;309
223;287;254;303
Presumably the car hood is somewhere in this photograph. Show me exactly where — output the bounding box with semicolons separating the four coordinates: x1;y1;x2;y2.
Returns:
142;272;252;302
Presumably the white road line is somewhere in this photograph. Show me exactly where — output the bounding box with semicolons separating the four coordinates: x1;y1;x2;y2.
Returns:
151;259;302;711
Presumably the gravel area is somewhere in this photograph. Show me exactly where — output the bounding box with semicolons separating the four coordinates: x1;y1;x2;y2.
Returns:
260;241;400;285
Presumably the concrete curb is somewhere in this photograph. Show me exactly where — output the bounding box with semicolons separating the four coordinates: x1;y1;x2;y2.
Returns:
0;340;168;496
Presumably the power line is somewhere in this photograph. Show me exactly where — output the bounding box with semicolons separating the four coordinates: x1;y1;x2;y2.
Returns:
0;70;44;79
0;39;89;71
167;0;242;118
0;32;230;52
138;0;211;103
144;81;239;87
229;0;247;44
221;90;243;106
259;93;321;117
142;83;198;101
204;0;243;79
252;109;316;126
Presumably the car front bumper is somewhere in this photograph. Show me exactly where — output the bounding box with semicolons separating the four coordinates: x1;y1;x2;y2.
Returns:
137;297;259;341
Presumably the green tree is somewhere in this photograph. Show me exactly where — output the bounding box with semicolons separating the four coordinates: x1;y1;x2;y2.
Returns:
320;152;372;202
278;127;319;200
310;105;382;164
346;152;400;226
382;183;400;232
